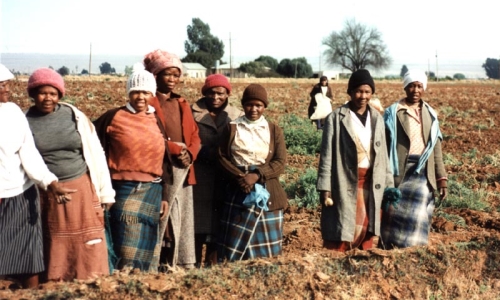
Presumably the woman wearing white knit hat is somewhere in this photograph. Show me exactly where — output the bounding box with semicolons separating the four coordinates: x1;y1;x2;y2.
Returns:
381;69;447;249
94;63;172;272
0;64;72;288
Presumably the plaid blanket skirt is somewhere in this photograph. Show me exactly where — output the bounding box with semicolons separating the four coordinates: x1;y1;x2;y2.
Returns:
110;180;162;271
0;184;44;275
218;186;283;261
380;155;435;249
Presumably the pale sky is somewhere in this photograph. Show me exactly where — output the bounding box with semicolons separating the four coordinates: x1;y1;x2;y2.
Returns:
1;0;499;77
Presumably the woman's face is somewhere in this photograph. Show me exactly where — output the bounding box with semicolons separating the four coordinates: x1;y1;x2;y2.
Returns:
204;86;229;110
156;67;180;93
243;100;266;121
0;80;10;103
129;91;153;112
320;78;328;86
349;84;372;110
34;85;60;114
404;81;425;105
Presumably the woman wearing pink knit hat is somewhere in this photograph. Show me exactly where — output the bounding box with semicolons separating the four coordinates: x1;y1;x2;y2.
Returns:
191;74;243;266
0;65;71;288
144;49;201;269
25;68;115;281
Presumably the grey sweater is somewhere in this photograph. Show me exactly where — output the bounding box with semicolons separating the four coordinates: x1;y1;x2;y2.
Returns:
26;104;87;182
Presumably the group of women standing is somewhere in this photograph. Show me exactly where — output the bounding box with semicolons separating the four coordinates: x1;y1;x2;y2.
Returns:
317;68;447;251
0;48;288;288
0;56;447;288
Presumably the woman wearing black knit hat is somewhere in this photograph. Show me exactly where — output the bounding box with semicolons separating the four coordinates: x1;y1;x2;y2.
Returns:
217;84;287;261
316;69;393;252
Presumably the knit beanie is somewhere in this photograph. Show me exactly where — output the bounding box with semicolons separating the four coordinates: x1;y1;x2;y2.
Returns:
127;63;157;96
0;64;14;81
347;69;375;94
28;68;65;97
143;49;183;76
202;74;232;95
241;84;269;107
403;70;428;91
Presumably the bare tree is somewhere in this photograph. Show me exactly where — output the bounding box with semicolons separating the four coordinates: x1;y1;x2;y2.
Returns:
322;19;392;72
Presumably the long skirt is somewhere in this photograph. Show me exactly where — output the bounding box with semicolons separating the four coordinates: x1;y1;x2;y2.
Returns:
380;155;435;249
40;173;109;281
0;184;44;275
323;168;374;251
219;186;283;261
110;180;162;272
158;165;196;268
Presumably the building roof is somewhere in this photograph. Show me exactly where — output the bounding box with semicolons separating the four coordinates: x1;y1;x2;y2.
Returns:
182;63;207;70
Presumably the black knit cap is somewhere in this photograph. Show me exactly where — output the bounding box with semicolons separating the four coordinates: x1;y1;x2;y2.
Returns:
347;69;375;94
241;83;269;107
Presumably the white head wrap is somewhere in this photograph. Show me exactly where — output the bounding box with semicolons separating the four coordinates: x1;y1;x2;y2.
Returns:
403;70;428;91
0;64;14;82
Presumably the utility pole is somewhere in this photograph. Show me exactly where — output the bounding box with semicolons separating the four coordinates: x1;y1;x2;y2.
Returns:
229;33;232;80
319;51;321;72
435;50;438;81
89;43;92;77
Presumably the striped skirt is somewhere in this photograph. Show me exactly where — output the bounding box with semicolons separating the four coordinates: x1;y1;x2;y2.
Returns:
110;180;162;272
323;168;374;251
40;173;109;281
380;155;435;249
0;184;44;275
218;186;283;261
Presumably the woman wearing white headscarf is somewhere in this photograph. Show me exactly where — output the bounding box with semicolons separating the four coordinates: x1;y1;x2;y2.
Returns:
381;70;447;249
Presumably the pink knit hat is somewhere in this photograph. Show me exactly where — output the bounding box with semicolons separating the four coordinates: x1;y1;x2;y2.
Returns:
202;74;232;95
27;68;65;97
143;49;183;76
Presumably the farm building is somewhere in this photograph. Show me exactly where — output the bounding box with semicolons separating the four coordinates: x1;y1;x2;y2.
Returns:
212;63;248;78
182;63;207;78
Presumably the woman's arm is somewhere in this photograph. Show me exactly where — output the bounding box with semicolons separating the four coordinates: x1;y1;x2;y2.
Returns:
255;124;286;182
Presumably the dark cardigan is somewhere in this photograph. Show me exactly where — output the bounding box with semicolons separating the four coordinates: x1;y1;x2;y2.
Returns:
217;120;288;211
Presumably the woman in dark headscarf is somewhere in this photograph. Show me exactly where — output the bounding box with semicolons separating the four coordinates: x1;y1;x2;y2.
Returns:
317;69;393;252
380;70;447;249
217;84;287;261
308;75;333;129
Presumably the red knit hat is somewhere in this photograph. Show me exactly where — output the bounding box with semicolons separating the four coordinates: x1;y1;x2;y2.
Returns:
27;68;65;97
202;74;231;95
241;84;268;107
143;49;183;76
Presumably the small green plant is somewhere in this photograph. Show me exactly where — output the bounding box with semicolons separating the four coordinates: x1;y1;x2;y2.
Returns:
438;175;491;212
286;168;319;209
279;114;322;155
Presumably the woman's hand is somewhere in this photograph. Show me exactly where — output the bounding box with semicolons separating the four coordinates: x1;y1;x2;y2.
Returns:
439;187;447;201
177;148;192;168
160;201;169;220
320;191;334;206
237;173;259;194
48;181;77;204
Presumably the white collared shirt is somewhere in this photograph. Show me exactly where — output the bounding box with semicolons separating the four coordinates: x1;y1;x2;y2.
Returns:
230;116;270;166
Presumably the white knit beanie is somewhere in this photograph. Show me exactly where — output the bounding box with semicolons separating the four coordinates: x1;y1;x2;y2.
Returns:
126;63;157;96
403;70;428;91
0;64;14;81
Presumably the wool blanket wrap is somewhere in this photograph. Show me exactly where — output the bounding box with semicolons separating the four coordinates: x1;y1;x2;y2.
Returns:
160;164;196;268
218;186;283;261
0;184;44;275
380;155;435;249
323;168;374;251
39;172;109;280
110;180;162;271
